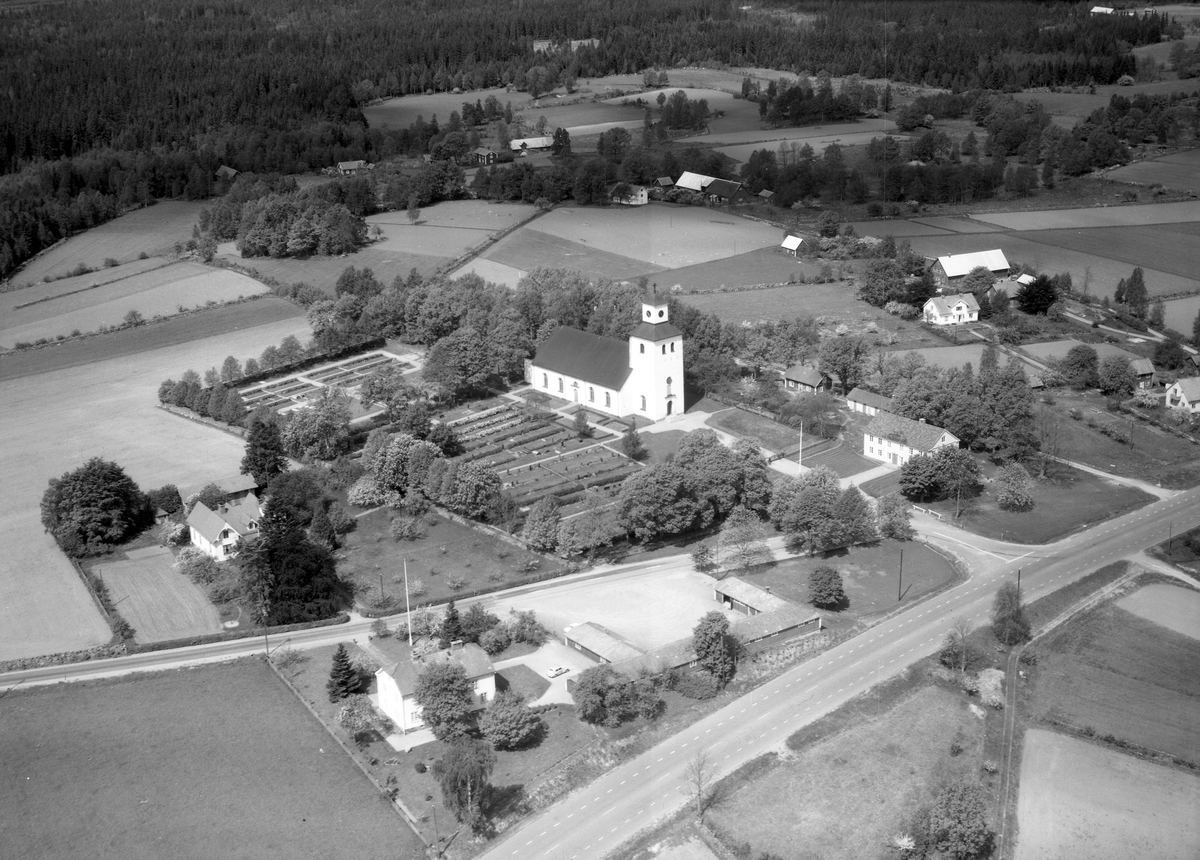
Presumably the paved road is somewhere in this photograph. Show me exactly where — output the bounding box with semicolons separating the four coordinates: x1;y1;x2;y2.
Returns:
476;488;1200;860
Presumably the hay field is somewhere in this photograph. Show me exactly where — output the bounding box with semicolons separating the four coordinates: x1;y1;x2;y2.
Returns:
480;227;665;282
1015;729;1200;860
0;257;167;308
903;233;1200;299
0;267;268;348
0;315;311;661
710;686;986;860
911;216;1002;234
450;257;527;288
363;87;512;129
1116;583;1200;640
886;343;1043;377
844;219;955;237
658;248;822;291
718;131;883;163
222;245;446;295
1107;150;1200;194
530;205;780;268
970;200;1200;230
96;547;221;644
12;201;208;287
681;120;886;147
0;659;421;860
381;199;535;231
1163;293;1200;332
1009;222;1200;280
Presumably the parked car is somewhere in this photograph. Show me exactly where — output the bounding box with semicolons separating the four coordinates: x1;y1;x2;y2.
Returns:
546;666;569;678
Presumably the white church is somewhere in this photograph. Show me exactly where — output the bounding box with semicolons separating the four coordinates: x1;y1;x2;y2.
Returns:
527;298;684;422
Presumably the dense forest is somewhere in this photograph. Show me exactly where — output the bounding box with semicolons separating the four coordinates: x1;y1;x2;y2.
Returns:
0;0;1178;280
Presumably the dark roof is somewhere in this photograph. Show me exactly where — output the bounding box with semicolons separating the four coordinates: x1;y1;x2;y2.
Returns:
532;326;632;391
628;320;682;342
866;411;958;452
704;178;743;199
846;387;893;411
783;363;826;387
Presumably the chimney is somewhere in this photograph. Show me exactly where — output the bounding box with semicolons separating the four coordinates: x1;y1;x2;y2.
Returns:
764;586;772;594
918;417;926;423
450;639;464;652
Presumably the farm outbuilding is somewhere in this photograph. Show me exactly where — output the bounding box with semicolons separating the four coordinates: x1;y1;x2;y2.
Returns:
703;179;752;205
214;165;239;181
472;147;498;165
780;234;805;256
931;249;1011;290
337;160;368;176
563;622;644;664
714;577;789;616
847;387;893;416
510;136;554;153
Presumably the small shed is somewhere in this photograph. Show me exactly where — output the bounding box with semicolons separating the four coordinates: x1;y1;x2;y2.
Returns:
780;235;805;257
214;165;239;182
714;577;789;616
337;160;368;176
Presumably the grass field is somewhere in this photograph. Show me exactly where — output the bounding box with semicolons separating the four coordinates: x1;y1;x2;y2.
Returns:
886;343;1043;377
95;547;221;644
0;297;304;383
681;120;885;147
10;201;209;287
1;265;268;348
0;313;311;661
663;248;826;291
0;256;168;306
529;205;781;269
1163;293;1200;333
450;257;529;288
709;685;986;860
843;218;955;237
1015;729;1200;860
741;540;956;624
707;405;801;453
481;227;667;282
1008;222;1200;280
220;245;447;296
0;659;420;860
1028;596;1200;762
1118;582;1200;639
717;131;883;164
363;87;513;129
639;428;688;463
971;199;1200;231
1108;150;1200;194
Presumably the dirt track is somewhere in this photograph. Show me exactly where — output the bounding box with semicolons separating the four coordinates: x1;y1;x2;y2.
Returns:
0;317;310;662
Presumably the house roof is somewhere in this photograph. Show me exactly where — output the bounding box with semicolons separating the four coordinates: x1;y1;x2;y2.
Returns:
847;387;893;411
655;177;674;187
783;363;825;387
1170;377;1200;401
704;178;743;199
758;189;775;198
629;320;683;342
925;293;981;315
186;494;261;544
674;171;714;192
866;411;958;452
380;643;494;696
936;250;1011;278
178;473;259;504
337;160;366;171
472;147;496;156
1129;358;1155;376
215;165;239;179
714;576;789;613
532;326;632;390
780;235;804;251
510;136;554;150
732;604;821;644
564;622;644;663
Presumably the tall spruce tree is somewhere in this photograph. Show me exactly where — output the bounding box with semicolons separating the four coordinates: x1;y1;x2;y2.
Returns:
326;644;359;702
241;419;288;486
440;600;463;648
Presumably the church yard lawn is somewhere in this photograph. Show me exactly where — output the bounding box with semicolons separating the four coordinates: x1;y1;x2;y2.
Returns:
706;406;801;453
740;539;958;627
10;200;210;287
338;508;562;608
1014;729;1200;860
639;428;687;463
94;547;221;644
707;684;988;860
1024;594;1200;764
0;659;421;860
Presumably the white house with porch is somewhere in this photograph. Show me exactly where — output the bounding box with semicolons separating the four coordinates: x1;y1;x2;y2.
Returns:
186;494;261;560
1165;378;1200;413
527;298;684;421
375;643;496;734
863;411;959;466
923;293;980;326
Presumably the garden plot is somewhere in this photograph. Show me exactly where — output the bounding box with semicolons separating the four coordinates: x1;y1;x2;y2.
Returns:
10;200;209;287
95;547;220;644
529;206;781;269
0;314;310;662
1015;729;1200;860
0;267;268;348
969;199;1200;231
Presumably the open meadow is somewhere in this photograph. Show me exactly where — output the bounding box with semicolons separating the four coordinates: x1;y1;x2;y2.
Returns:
970;199;1200;231
95;547;221;644
1108;149;1200;194
1117;582;1200;639
0;314;311;661
9;201;209;287
717;131;884;164
709;685;986;860
479;226;666;283
0;263;268;348
1015;729;1200;860
664;248;826;291
0;659;420;860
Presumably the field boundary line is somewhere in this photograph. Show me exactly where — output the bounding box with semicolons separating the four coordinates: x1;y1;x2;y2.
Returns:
266;656;431;845
11;260;177;310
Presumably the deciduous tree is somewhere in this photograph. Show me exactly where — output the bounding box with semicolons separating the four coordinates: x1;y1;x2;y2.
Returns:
877;492;915;540
716;504;771;571
992;581;1030;645
768;466;841;553
414;661;475;741
994;462;1034;511
521;497;561;551
808;566;846;608
818;334;869;393
692;611;737;685
41;457;150;556
927;780;994;860
435;739;495;831
480;690;542;750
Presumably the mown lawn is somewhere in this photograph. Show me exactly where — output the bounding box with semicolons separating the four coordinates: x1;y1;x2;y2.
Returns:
0;659;420;860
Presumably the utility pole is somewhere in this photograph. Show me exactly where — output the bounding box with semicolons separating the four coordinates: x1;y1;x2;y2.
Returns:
404;559;413;647
797;420;804;474
897;547;904;601
1017;567;1022;599
1168;522;1173;553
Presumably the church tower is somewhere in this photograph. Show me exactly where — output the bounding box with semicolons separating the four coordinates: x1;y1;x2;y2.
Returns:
627;297;684;421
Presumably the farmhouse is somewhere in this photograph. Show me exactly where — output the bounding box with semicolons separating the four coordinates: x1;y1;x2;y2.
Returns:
375;643;496;734
337;160;368;176
923;293;980;326
780;234;805;256
472;147;498;165
846;387;893;416
527;298;684;422
186;494;261;560
563;622;644;664
714;576;788;616
608;183;649;205
782;362;832;394
1165;378;1200;413
510;136;554;153
214;165;239;181
177;473;259;506
703;178;752;205
863;412;959;466
931;249;1010;290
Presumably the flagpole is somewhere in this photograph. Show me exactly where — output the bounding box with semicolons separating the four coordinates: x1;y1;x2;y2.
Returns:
404;559;413;647
798;420;804;474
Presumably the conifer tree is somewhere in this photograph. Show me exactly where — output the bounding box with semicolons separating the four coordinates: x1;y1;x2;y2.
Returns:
241;419;288;486
439;600;463;648
326;644;359;702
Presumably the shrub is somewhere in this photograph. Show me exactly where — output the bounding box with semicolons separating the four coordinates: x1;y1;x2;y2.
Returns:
446;573;466;590
408;577;427;597
507;609;549;645
370;618;391;638
480;625;511;655
326;502;356;534
347;475;385;508
389;514;425;541
174;546;223;585
672;671;721;700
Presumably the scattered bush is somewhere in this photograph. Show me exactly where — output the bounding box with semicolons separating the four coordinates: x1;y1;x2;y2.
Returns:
672;671;721;700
